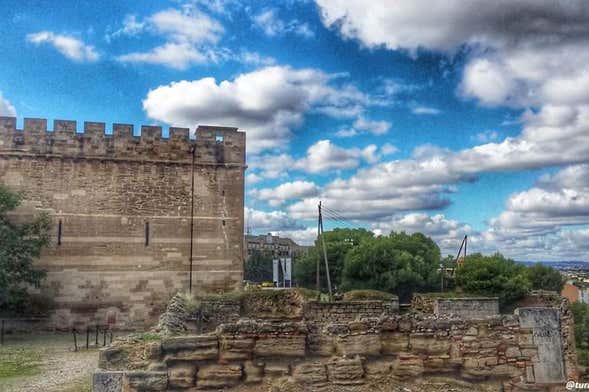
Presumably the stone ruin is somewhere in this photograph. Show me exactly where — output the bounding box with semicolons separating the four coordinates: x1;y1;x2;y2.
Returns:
93;290;578;391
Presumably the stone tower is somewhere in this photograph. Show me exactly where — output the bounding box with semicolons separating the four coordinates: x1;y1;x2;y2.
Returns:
0;117;246;329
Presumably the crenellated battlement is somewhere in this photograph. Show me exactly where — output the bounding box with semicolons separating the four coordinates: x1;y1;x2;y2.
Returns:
0;117;245;165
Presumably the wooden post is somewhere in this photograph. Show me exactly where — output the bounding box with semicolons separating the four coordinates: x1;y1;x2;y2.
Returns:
1;320;4;345
72;329;78;351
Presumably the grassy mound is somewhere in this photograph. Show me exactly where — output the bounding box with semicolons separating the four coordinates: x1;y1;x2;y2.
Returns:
343;289;396;301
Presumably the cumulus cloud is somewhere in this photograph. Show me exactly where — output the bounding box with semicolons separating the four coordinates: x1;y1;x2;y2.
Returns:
294;140;378;173
0;91;16;117
253;9;314;38
315;1;589;54
143;66;383;153
250;181;320;206
27;31;99;62
245;207;304;232
336;116;391;138
116;7;224;69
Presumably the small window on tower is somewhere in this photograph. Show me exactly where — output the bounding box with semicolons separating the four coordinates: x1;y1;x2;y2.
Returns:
215;135;224;143
145;221;150;246
57;219;62;246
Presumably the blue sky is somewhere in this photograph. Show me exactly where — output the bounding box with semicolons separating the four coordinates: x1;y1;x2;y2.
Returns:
2;0;589;260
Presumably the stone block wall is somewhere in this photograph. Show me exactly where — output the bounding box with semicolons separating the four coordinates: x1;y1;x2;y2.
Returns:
434;297;499;318
96;299;578;391
303;300;399;323
0;117;246;330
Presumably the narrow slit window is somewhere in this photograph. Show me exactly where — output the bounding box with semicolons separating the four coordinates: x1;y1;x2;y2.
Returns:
145;221;150;246
57;219;62;246
222;220;226;226
222;190;225;196
215;135;224;143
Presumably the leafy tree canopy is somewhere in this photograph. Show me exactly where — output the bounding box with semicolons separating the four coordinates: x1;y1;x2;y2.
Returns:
526;262;564;292
294;228;373;291
454;253;531;305
340;232;441;301
244;249;274;283
0;184;50;313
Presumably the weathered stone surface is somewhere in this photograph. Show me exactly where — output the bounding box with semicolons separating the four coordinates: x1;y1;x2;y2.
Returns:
167;362;196;389
410;335;451;355
93;371;124;392
161;335;218;361
517;307;566;383
381;332;408;354
392;354;424;380
243;360;264;384
196;364;242;389
365;359;393;376
254;335;306;357
327;357;365;385
336;333;381;356
124;371;167;391
265;363;291;377
293;362;328;386
219;336;255;361
145;342;162;361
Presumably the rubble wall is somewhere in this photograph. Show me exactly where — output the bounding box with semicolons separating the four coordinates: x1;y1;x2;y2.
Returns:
95;299;578;391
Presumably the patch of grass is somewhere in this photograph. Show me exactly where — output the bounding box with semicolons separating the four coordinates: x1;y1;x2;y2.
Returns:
137;332;161;341
343;289;396;301
0;346;43;379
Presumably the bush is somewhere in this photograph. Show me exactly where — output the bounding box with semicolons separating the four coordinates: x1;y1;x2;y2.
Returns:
341;232;441;302
454;253;531;306
294;228;374;291
526;263;563;292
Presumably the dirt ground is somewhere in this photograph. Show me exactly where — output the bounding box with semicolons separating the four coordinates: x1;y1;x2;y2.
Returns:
0;332;100;392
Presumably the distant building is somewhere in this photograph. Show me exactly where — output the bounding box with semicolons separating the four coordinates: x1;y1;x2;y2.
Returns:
245;233;308;259
562;280;589;304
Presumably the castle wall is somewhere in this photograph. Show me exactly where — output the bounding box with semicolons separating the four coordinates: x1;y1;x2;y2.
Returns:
0;117;246;330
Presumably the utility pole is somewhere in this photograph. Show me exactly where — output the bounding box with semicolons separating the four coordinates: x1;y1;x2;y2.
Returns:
318;202;333;301
189;144;196;294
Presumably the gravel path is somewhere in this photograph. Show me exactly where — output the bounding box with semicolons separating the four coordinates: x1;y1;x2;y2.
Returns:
0;333;98;392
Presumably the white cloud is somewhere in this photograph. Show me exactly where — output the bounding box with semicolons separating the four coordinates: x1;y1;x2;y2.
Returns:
250;181;320;206
245;207;304;232
27;31;99;62
149;8;223;44
118;42;206;69
294;140;384;173
271;227;317;245
142;66;383;153
0;91;16;117
315;1;589;54
288;102;589;220
245;173;262;185
253;9;314;38
248;153;295;179
353;116;391;135
116;7;223;69
411;106;441;115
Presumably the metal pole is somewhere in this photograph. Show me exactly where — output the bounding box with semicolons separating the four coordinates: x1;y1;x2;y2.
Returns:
95;325;99;346
319;202;333;301
464;235;468;259
86;327;89;350
316;203;321;294
1;320;4;345
189;145;196;294
72;329;78;351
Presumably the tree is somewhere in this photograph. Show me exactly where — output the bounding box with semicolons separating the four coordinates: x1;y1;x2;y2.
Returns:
340;232;441;301
571;302;589;365
244;249;273;282
0;184;50;313
454;253;531;305
526;263;564;292
294;228;373;291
